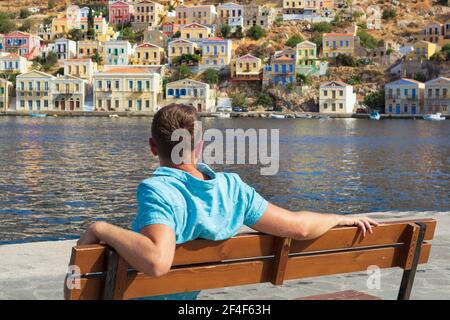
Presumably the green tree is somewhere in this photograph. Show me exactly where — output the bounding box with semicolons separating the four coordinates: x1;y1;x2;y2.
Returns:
173;53;201;65
296;73;311;85
335;53;357;66
231;92;246;107
68;28;84;41
48;0;56;10
171;64;193;81
256;93;273;107
41;52;58;71
232;26;244;39
285;34;304;48
88;7;94;30
201;68;219;85
91;52;102;64
246;25;266;40
357;30;378;49
382;8;396;20
173;30;181;38
220;24;231;38
274;17;283;27
0;12;17;34
19;20;33;32
311;22;333;33
311;32;323;49
413;72;426;82
363;89;385;112
19;8;31;19
43;16;54;26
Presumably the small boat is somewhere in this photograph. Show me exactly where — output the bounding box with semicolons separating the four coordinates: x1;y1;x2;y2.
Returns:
423;113;445;121
109;114;119;118
370;111;381;120
211;112;231;118
270;114;285;119
317;115;331;119
29;113;47;118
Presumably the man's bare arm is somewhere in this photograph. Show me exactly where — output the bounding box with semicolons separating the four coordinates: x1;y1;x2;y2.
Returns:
252;203;378;240
77;222;176;277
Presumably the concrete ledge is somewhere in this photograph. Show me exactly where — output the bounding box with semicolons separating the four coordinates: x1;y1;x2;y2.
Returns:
1;211;449;300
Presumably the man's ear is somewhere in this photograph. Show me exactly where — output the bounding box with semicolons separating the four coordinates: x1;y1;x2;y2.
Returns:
149;137;158;156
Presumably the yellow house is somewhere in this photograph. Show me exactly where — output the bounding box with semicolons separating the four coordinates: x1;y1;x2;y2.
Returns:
231;53;262;81
407;40;437;61
93;66;162;112
180;23;212;41
0;78;12;111
168;39;198;64
63;58;98;83
131;43;164;65
77;41;104;60
53;74;86;111
79;17;116;42
175;5;217;26
51;17;71;37
322;33;355;58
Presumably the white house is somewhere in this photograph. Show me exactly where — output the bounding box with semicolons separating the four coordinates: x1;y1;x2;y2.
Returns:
165;78;216;112
0;52;32;73
54;38;77;61
104;40;133;65
319;80;356;114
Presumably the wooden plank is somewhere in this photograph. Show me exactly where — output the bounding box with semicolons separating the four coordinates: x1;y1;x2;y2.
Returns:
113;256;129;300
271;237;291;285
102;249;119;300
70;219;436;275
68;243;431;300
402;224;420;270
296;290;382;300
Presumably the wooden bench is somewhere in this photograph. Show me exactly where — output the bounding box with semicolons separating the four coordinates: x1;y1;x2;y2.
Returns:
64;218;436;300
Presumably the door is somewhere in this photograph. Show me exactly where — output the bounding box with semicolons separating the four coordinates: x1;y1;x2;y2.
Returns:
197;104;202;112
395;104;400;114
61;100;66;111
70;100;74;111
412;106;416;114
36;101;41;112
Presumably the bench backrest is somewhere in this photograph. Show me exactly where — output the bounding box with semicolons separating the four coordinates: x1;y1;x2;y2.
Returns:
64;219;436;300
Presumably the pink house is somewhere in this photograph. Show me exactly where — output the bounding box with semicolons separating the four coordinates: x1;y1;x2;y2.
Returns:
4;31;42;60
109;1;134;25
161;22;180;37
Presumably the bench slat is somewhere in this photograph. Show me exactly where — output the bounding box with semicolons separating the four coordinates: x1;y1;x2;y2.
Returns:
68;242;431;300
70;220;436;275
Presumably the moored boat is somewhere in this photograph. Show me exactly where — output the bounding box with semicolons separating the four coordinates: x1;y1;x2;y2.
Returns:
29;113;47;118
370;111;381;120
423;113;445;121
270;114;285;119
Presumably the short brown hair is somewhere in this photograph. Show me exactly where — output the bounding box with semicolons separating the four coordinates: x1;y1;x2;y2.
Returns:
151;104;201;160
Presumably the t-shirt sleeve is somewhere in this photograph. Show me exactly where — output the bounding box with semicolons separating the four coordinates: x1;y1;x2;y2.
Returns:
135;182;177;231
235;175;268;227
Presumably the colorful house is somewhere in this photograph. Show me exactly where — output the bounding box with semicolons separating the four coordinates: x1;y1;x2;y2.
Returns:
407;40;437;61
424;77;450;115
132;0;165;31
180;23;212;41
174;5;216;26
4;31;42;60
63;58;98;84
132;43;164;65
93;66;162;112
104;40;133;65
161;22;180;37
0;78;13;111
109;1;134;26
51;17;71;37
230;54;262;81
322;32;355;58
165;78;216;112
200;37;232;70
53;74;86;111
54;38;77;61
385;78;425;115
168;39;198;65
319;81;356;114
216;3;244;27
295;40;320;75
77;40;104;59
263;49;296;87
0;52;32;73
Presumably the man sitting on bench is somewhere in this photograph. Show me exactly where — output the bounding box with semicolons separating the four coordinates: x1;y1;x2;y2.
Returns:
77;103;378;299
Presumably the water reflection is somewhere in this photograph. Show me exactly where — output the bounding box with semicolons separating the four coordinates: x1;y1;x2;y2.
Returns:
0;117;449;243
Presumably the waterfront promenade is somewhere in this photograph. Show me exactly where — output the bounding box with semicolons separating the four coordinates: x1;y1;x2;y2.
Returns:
1;211;449;300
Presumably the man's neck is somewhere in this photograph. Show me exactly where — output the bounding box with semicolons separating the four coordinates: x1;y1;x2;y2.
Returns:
159;160;207;180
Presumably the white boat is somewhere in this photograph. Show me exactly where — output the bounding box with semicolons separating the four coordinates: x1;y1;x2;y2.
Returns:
211;112;231;118
370;111;381;120
423;113;445;121
270;114;285;119
109;114;119;118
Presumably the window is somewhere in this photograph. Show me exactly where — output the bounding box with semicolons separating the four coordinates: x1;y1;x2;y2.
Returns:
324;103;328;109
98;81;102;89
115;81;120;89
428;88;432;97
339;90;343;96
339;103;343;109
168;89;174;96
128;100;132;109
129;80;133;90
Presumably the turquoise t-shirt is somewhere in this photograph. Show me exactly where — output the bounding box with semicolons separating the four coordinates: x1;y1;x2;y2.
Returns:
132;163;268;243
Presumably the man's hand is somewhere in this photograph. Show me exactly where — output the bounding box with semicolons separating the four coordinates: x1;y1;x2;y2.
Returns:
77;222;102;246
338;216;379;237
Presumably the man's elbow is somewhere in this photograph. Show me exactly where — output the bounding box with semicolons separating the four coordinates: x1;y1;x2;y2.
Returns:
291;227;311;240
141;253;171;277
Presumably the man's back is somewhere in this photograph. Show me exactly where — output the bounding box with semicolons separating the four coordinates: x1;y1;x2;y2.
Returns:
132;163;268;244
